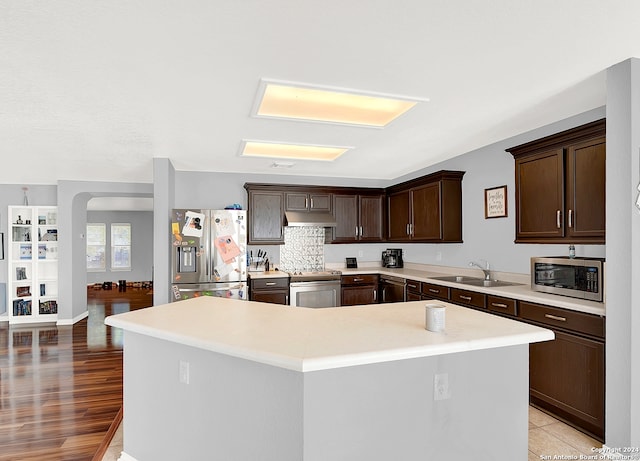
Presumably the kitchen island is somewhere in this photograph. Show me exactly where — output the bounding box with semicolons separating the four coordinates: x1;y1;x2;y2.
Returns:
105;296;553;461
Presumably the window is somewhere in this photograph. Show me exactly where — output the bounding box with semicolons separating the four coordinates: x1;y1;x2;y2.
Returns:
86;224;106;271
111;223;131;270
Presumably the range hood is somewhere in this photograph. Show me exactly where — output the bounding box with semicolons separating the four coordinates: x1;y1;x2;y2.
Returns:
285;211;336;227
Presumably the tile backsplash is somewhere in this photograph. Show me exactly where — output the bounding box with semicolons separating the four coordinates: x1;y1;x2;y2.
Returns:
279;227;325;272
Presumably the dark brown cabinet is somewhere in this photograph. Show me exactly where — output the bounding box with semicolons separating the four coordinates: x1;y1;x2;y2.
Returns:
386;171;464;243
246;189;284;245
508;119;605;244
249;277;289;305
421;282;449;301
285;192;332;212
341;274;379;306
450;288;486;310
520;301;605;441
405;279;422;301
332;193;385;242
487;295;517;317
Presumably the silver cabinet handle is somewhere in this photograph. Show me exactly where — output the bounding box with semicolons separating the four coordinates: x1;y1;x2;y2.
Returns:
359;226;363;237
285;295;289;304
407;283;418;289
545;313;567;322
556;210;562;229
568;209;573;228
459;295;472;301
491;302;508;308
428;288;440;294
265;282;276;286
355;226;359;237
353;278;364;282
373;289;377;302
310;197;313;209
406;223;410;235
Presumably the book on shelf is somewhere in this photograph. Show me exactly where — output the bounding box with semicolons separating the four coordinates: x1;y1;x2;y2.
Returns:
40;229;57;241
16;266;27;280
19;244;32;259
13;299;32;316
16;286;31;297
39;300;58;314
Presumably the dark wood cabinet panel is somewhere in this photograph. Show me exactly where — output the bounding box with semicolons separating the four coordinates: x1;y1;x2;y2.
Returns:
421;283;449;301
519;301;605;339
529;330;604;441
341;274;379;306
487;295;517;317
515;149;564;240
249;277;289;305
508;119;605;244
285;192;332;212
386;170;464;243
332;194;385;243
246;190;284;244
567;136;606;239
387;190;411;241
450;288;486;309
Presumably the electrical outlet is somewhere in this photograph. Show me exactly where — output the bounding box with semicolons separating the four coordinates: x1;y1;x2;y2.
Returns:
358;250;364;257
434;373;451;400
435;251;442;262
179;360;190;384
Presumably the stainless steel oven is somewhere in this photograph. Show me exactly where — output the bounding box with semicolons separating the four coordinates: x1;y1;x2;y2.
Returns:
289;271;342;308
531;256;604;302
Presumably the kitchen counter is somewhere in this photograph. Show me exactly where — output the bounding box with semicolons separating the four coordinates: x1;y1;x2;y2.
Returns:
338;265;606;316
105;296;551;372
247;270;289;279
106;296;552;461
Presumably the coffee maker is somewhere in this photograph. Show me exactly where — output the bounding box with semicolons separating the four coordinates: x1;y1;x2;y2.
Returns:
382;249;403;268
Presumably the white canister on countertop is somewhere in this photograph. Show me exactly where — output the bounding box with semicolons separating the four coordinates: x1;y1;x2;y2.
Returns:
425;303;446;332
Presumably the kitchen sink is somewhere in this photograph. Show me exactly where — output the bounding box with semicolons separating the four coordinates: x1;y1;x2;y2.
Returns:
429;275;523;288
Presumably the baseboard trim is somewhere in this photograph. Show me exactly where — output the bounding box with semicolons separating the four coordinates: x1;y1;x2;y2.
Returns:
117;452;138;461
91;407;123;461
56;310;89;325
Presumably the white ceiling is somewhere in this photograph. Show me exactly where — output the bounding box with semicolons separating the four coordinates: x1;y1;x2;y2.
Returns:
1;1;639;186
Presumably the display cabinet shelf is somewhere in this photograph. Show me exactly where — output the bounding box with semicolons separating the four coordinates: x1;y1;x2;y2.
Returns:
7;206;59;324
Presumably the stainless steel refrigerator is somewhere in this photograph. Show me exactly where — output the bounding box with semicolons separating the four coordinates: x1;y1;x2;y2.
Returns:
170;209;247;301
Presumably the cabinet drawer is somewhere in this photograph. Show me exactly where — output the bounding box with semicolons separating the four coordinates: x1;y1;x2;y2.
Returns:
341;274;379;285
519;301;604;339
487;295;517;317
421;283;449;301
405;279;421;294
450;288;486;309
251;277;289;290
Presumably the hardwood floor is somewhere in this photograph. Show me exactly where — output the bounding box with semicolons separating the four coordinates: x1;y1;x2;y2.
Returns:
0;287;152;461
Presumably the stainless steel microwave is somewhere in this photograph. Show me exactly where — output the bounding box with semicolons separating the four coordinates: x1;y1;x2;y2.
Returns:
531;257;605;302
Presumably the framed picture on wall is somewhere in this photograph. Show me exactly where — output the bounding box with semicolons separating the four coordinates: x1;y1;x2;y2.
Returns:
484;185;507;219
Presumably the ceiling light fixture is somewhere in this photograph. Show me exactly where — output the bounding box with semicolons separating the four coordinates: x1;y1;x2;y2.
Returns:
241;140;349;162
253;79;426;127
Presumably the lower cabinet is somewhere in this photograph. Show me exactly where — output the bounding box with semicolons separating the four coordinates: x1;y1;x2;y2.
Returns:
405;279;422;301
249;277;289;305
449;288;486;310
341;275;379;306
520;301;605;441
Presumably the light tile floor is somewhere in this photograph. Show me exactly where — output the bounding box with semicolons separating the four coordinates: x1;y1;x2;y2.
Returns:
100;406;602;460
528;405;602;460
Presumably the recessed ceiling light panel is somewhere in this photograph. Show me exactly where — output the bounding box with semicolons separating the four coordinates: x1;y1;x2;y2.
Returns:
253;80;426;127
240;140;350;162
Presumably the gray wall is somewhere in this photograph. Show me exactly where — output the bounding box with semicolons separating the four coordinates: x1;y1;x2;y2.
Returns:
86;211;153;284
605;58;640;449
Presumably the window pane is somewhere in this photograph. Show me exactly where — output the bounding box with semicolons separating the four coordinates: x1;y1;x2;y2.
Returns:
86;223;106;270
111;223;131;270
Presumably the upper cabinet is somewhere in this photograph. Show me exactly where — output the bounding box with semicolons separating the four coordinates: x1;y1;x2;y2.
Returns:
332;192;385;243
386;171;465;243
285;192;332;212
507;119;605;244
245;188;285;245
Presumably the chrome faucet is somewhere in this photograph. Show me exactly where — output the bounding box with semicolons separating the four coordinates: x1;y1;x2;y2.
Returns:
469;260;491;280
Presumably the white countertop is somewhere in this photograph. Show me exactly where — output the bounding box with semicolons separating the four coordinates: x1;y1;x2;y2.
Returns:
105;296;553;372
338;266;606;317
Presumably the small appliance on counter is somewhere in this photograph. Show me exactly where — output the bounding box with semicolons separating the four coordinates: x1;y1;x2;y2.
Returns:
530;256;605;302
382;249;403;268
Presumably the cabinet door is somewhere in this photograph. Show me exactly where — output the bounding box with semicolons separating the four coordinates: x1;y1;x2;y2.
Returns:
359;195;384;241
411;183;441;240
387;191;411;241
566;136;605;240
529;330;604;440
332;194;359;242
309;193;332;212
251;291;289;305
515;149;565;241
341;285;377;306
285;193;309;211
248;191;284;244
